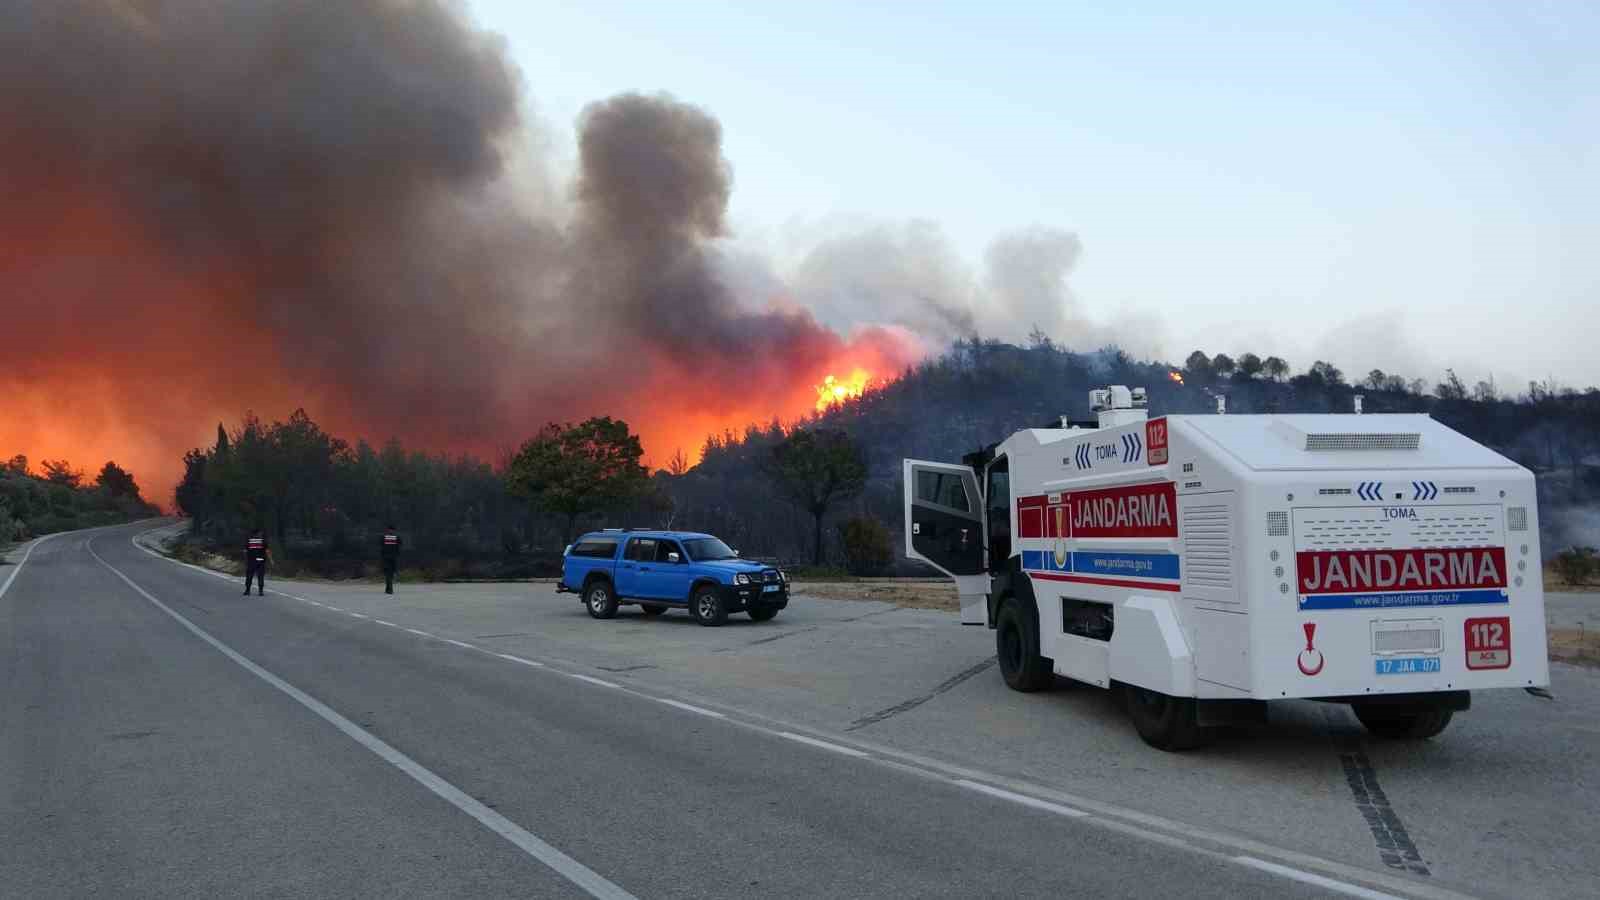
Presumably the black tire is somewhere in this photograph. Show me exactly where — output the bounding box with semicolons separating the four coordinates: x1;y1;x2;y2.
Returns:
583;580;618;619
691;585;728;626
1124;684;1207;751
640;604;667;616
1352;704;1453;740
748;606;779;622
995;597;1052;692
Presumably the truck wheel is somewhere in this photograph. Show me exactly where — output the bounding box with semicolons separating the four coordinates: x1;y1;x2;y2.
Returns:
995;597;1052;692
1124;685;1207;751
583;580;618;619
1352;704;1453;740
640;604;667;616
748;607;779;622
691;585;728;626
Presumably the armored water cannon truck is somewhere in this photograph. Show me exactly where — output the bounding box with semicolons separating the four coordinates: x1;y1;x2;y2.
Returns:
903;385;1549;750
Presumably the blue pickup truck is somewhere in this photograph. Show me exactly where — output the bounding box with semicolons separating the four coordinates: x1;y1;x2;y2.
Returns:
558;530;790;625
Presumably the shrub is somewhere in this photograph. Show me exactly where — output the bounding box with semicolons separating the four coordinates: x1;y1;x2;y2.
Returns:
839;515;893;576
1553;546;1597;587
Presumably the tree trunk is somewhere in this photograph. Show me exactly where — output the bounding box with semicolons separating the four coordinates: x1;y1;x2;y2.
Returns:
812;509;824;566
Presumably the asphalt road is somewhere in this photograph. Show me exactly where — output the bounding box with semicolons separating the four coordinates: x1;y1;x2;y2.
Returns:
1;524;1362;899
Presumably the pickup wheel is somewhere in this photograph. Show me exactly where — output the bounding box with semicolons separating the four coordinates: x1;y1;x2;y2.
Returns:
748;607;779;622
1124;685;1207;751
1352;703;1453;740
640;604;667;616
691;585;728;627
995;596;1052;692
583;580;618;619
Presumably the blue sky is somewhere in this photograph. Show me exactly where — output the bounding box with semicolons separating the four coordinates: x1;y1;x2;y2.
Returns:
469;0;1597;390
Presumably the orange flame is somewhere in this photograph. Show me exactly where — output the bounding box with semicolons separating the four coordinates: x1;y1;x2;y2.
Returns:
815;369;874;411
1168;371;1184;385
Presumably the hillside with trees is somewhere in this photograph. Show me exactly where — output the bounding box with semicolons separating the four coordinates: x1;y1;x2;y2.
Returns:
168;338;1599;578
0;456;161;543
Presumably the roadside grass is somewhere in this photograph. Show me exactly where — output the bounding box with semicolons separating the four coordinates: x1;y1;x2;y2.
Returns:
1550;627;1600;669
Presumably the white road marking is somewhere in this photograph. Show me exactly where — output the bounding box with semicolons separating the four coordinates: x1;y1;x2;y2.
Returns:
88;539;636;900
567;673;620;689
1234;857;1403;900
349;613;369;619
956;780;1090;818
655;698;726;719
405;628;433;637
443;639;474;650
776;732;869;758
0;532;58;601
124;528;1465;900
496;653;545;668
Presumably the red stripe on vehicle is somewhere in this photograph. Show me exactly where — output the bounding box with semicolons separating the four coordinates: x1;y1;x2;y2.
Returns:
1029;572;1181;592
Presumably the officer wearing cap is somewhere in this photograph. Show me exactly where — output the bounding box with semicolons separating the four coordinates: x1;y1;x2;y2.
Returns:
380;523;402;594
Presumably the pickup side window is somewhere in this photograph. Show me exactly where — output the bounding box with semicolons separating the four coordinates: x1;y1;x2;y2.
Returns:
654;540;684;563
625;538;658;562
570;539;619;559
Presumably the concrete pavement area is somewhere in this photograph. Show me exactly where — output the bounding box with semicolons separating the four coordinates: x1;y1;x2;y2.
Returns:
6;521;1596;898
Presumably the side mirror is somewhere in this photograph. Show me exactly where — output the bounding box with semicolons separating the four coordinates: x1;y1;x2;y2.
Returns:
733;549;741;557
667;552;681;563
563;544;572;557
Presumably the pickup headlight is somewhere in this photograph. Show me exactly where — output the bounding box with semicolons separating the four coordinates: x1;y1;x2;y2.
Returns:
735;573;751;585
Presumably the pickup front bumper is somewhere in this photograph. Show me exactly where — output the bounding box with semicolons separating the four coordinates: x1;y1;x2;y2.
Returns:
723;582;789;612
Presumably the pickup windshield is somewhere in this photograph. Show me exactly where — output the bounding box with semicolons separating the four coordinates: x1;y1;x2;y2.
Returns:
683;538;737;561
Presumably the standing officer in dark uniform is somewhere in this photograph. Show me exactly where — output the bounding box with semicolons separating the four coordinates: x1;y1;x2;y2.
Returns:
380;523;402;594
243;528;271;596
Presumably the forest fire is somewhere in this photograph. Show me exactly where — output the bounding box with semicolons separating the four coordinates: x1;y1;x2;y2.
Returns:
1168;371;1185;385
0;2;937;503
815;370;875;411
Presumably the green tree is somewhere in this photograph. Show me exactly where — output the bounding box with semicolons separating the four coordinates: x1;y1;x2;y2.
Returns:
1236;353;1264;380
839;515;892;575
506;417;649;543
767;428;867;565
1211;353;1236;378
40;459;82;487
1263;356;1290;382
95;461;140;499
1183;350;1212;381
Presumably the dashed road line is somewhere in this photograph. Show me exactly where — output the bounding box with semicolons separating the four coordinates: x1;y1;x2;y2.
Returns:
654;698;726;719
567;673;620;689
777;731;869;758
496;653;545;668
374;620;398;627
956;779;1089;818
1235;857;1404;900
405;628;433;638
443;639;475;650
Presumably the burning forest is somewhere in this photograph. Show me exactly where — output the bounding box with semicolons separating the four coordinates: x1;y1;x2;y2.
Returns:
0;1;929;504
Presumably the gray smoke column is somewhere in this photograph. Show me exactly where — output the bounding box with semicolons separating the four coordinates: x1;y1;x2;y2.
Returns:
0;1;919;499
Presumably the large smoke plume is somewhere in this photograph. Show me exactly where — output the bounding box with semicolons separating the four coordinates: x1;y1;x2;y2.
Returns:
0;1;1113;501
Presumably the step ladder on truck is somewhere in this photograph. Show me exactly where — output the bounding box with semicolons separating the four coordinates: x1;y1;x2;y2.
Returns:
903;385;1550;750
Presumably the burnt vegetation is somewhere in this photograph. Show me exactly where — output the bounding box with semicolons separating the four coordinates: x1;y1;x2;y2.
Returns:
163;337;1599;579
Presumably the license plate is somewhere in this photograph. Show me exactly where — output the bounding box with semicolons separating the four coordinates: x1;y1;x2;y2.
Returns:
1375;657;1440;675
762;584;780;593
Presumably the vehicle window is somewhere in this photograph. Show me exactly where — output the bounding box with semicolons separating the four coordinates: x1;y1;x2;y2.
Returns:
570;539;618;558
654;540;683;563
986;461;1009;522
625;538;658;562
683;537;736;561
916;469;970;512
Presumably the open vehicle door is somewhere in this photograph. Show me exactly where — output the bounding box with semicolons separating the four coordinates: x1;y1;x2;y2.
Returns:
903;459;990;624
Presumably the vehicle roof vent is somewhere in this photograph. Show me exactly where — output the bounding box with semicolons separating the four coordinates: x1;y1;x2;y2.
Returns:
1302;432;1420;452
